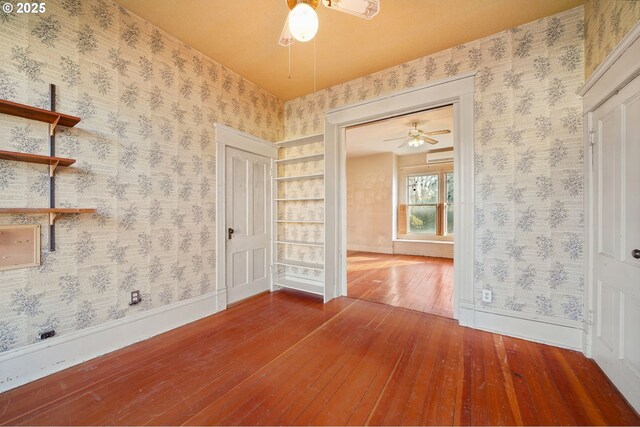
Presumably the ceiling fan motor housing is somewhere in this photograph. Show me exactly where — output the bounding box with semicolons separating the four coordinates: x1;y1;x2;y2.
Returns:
287;0;320;10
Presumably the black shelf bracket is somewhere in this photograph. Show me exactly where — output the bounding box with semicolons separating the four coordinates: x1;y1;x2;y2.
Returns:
49;83;56;252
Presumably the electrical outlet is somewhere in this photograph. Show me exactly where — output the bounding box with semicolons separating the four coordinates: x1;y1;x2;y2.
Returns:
129;290;141;305
39;330;55;340
482;289;492;303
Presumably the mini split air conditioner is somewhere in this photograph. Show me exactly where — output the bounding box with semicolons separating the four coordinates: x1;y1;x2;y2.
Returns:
426;150;454;164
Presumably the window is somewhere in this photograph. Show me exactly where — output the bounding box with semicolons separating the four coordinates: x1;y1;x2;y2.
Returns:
406;171;453;236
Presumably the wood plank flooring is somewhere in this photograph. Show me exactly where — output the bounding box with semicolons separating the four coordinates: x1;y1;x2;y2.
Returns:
348;252;454;318
0;290;638;426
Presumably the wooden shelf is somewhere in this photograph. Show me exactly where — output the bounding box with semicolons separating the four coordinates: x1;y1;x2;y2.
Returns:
273;277;324;296
275;172;324;182
0;99;81;127
0;208;95;214
275;153;324;164
0;150;75;167
0;208;97;225
274;259;324;271
275;239;324;247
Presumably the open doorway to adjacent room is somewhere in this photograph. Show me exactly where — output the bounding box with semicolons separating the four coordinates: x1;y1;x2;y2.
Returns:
345;105;454;318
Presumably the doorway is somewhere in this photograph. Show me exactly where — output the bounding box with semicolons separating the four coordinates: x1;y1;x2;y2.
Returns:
215;124;277;310
344;106;455;318
323;74;475;321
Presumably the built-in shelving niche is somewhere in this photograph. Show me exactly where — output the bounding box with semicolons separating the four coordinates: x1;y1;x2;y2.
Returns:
273;133;325;297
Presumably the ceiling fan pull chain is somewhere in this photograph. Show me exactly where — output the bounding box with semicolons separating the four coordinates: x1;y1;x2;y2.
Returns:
288;43;292;79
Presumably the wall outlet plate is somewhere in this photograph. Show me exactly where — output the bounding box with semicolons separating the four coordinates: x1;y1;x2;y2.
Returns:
39;330;55;340
129;290;141;305
482;289;492;303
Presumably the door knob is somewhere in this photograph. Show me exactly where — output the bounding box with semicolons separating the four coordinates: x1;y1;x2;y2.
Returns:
632;249;640;259
228;228;234;240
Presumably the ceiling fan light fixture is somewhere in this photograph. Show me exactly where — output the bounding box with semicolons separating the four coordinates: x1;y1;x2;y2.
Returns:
288;3;319;42
407;138;423;148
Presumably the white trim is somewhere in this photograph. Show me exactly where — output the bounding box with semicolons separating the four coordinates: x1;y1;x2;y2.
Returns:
581;29;640;412
215;124;277;311
324;73;475;319
0;291;220;393
582;22;640;358
458;305;583;351
346;244;393;254
214;123;278;159
578;22;640;112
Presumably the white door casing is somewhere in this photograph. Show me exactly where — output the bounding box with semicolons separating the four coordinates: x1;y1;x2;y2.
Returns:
579;22;640;413
225;147;272;304
590;74;640;413
215;124;277;310
324;73;475;318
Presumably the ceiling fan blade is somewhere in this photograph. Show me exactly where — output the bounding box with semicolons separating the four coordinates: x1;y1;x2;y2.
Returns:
322;0;380;19
383;136;407;142
426;129;451;136
398;140;409;149
423;137;439;145
279;15;294;46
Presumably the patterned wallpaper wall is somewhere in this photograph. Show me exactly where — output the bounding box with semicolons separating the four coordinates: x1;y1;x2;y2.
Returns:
0;0;283;353
284;7;586;327
584;0;640;77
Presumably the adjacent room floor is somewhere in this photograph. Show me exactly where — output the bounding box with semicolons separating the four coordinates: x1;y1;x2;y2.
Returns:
1;290;638;426
347;251;454;318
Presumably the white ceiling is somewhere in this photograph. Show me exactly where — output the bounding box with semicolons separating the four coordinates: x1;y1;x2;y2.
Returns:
345;105;454;158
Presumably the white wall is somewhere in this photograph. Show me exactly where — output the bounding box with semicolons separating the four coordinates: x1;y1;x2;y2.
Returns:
346;153;395;253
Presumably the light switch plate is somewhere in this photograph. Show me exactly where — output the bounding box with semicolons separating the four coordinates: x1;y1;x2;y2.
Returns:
481;289;492;303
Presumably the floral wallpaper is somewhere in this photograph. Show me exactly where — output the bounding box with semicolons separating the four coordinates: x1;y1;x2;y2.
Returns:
0;0;283;353
284;7;586;326
584;0;640;77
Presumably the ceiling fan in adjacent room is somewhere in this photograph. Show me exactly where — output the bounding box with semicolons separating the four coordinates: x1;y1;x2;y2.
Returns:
279;0;381;46
384;122;451;148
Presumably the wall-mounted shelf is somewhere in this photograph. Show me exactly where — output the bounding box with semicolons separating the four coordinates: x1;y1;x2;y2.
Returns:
274;133;324;148
274;259;324;271
275;219;324;224
274;153;324;164
275;172;324;182
0;150;76;176
275;239;324;247
275;197;324;202
0;208;97;225
0;99;80;128
0;85;90;251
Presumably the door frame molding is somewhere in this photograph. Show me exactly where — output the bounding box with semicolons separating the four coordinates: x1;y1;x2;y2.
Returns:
578;22;640;358
214;124;277;311
323;72;476;320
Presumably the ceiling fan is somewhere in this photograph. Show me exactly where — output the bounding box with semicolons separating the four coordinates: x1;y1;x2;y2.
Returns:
279;0;381;46
384;122;451;148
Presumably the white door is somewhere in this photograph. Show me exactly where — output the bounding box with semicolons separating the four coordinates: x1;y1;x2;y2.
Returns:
591;74;640;412
225;147;271;304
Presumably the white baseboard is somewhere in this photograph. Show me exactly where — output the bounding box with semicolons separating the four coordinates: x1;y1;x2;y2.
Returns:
346;243;393;254
458;305;583;351
393;240;454;258
0;291;220;393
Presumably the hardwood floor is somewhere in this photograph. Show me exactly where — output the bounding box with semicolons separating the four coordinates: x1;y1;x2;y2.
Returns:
348;251;454;318
0;290;638;426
